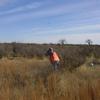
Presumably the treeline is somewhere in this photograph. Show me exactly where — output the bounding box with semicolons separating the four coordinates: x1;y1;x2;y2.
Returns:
0;43;100;68
0;43;47;58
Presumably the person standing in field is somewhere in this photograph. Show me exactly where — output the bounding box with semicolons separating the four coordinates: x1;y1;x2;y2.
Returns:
46;48;60;71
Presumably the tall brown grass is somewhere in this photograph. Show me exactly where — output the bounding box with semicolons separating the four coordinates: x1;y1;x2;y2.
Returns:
0;58;100;100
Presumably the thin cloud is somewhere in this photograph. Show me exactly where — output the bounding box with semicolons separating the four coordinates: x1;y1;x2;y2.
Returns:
0;1;96;22
20;24;100;44
52;33;100;44
20;32;100;44
31;24;100;35
1;32;100;44
57;33;100;44
0;2;43;15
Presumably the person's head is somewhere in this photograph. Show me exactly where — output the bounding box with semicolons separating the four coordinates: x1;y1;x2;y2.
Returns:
45;48;54;56
48;48;53;53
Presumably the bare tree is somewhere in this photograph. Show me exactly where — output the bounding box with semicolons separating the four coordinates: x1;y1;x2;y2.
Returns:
86;39;93;46
58;39;67;45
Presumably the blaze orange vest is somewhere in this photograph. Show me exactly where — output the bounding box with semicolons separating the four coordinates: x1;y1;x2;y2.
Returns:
50;52;60;63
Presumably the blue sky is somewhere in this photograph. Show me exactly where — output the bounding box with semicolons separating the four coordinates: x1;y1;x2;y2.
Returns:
0;0;100;44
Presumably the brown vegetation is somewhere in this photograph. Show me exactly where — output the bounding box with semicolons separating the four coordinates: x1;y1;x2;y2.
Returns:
0;58;99;100
0;43;100;100
0;43;100;69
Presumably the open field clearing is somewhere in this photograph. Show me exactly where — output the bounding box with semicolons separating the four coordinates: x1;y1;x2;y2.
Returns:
0;58;99;100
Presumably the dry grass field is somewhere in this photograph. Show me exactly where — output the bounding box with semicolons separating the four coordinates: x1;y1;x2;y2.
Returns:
0;57;100;100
